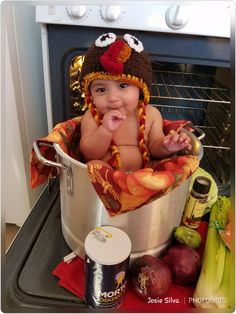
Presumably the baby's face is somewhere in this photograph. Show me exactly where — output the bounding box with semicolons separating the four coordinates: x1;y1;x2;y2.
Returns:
90;79;140;116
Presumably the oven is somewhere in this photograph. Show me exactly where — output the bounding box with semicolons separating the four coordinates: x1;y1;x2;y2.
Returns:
4;2;233;312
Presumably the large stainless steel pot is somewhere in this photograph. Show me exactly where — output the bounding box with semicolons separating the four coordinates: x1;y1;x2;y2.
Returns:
33;128;203;260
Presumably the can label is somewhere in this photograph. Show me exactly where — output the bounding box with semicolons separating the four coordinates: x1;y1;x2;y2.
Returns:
182;194;207;228
85;255;129;308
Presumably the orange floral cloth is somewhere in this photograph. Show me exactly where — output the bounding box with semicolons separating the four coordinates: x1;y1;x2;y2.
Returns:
30;117;199;216
87;155;199;216
30;116;83;189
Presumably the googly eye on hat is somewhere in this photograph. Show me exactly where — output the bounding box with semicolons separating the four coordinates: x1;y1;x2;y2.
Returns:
124;34;144;53
95;33;116;47
95;33;144;52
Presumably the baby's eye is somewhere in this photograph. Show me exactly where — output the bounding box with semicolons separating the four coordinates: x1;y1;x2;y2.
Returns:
96;87;105;93
119;83;129;89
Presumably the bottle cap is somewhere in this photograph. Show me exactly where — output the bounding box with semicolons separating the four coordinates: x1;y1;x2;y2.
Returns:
84;226;131;265
193;176;211;195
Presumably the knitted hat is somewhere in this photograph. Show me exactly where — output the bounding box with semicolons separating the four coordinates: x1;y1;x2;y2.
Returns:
79;33;152;170
79;33;152;104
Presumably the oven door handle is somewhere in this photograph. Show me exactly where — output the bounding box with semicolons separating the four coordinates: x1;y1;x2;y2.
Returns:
33;141;73;196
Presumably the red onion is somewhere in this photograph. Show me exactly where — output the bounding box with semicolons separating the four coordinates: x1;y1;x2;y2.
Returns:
162;244;201;286
130;255;172;299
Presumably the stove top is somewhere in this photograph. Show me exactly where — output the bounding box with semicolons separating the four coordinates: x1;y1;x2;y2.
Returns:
4;180;87;312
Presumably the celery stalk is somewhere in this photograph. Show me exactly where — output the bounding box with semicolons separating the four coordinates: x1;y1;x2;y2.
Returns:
215;248;234;309
216;239;226;286
193;196;234;310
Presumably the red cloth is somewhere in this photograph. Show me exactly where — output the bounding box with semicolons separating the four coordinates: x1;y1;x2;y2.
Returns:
52;222;208;311
52;256;85;299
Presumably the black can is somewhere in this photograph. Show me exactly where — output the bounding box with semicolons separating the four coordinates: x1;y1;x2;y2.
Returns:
84;226;131;308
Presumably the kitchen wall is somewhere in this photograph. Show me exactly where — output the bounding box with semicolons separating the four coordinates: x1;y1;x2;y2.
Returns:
3;4;48;225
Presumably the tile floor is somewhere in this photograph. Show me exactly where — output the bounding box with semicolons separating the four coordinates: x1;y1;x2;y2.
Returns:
5;224;20;252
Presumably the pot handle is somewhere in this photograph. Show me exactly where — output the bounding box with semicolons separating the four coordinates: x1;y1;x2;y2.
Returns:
33;141;73;196
191;125;205;140
179;126;204;159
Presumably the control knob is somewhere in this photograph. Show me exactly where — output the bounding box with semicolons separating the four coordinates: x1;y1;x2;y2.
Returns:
101;5;121;21
165;5;190;30
67;6;87;19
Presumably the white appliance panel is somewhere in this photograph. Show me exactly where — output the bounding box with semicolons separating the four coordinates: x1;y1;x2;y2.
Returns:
36;2;231;38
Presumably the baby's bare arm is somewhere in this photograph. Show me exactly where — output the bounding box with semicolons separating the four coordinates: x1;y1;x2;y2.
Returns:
162;131;192;153
80;110;126;161
80;111;113;160
147;106;191;159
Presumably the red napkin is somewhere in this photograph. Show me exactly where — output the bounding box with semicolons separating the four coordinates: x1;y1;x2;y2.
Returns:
52;256;85;299
52;222;208;311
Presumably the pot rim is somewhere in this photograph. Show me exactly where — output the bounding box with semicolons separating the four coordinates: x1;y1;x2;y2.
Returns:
54;143;87;169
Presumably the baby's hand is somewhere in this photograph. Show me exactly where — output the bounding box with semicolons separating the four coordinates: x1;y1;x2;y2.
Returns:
102;110;126;133
163;130;192;153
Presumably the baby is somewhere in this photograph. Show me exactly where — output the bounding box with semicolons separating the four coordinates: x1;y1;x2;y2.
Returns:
79;33;191;172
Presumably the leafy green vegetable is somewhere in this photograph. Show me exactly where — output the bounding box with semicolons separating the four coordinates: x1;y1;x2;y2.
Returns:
193;196;234;310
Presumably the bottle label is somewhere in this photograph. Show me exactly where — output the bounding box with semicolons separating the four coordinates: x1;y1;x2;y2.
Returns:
182;194;207;228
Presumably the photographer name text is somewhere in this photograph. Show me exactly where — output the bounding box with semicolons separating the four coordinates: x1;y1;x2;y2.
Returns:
147;297;180;304
147;296;227;305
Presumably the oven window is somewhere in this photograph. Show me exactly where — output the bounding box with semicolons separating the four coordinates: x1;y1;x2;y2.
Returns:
150;62;231;193
69;58;230;123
